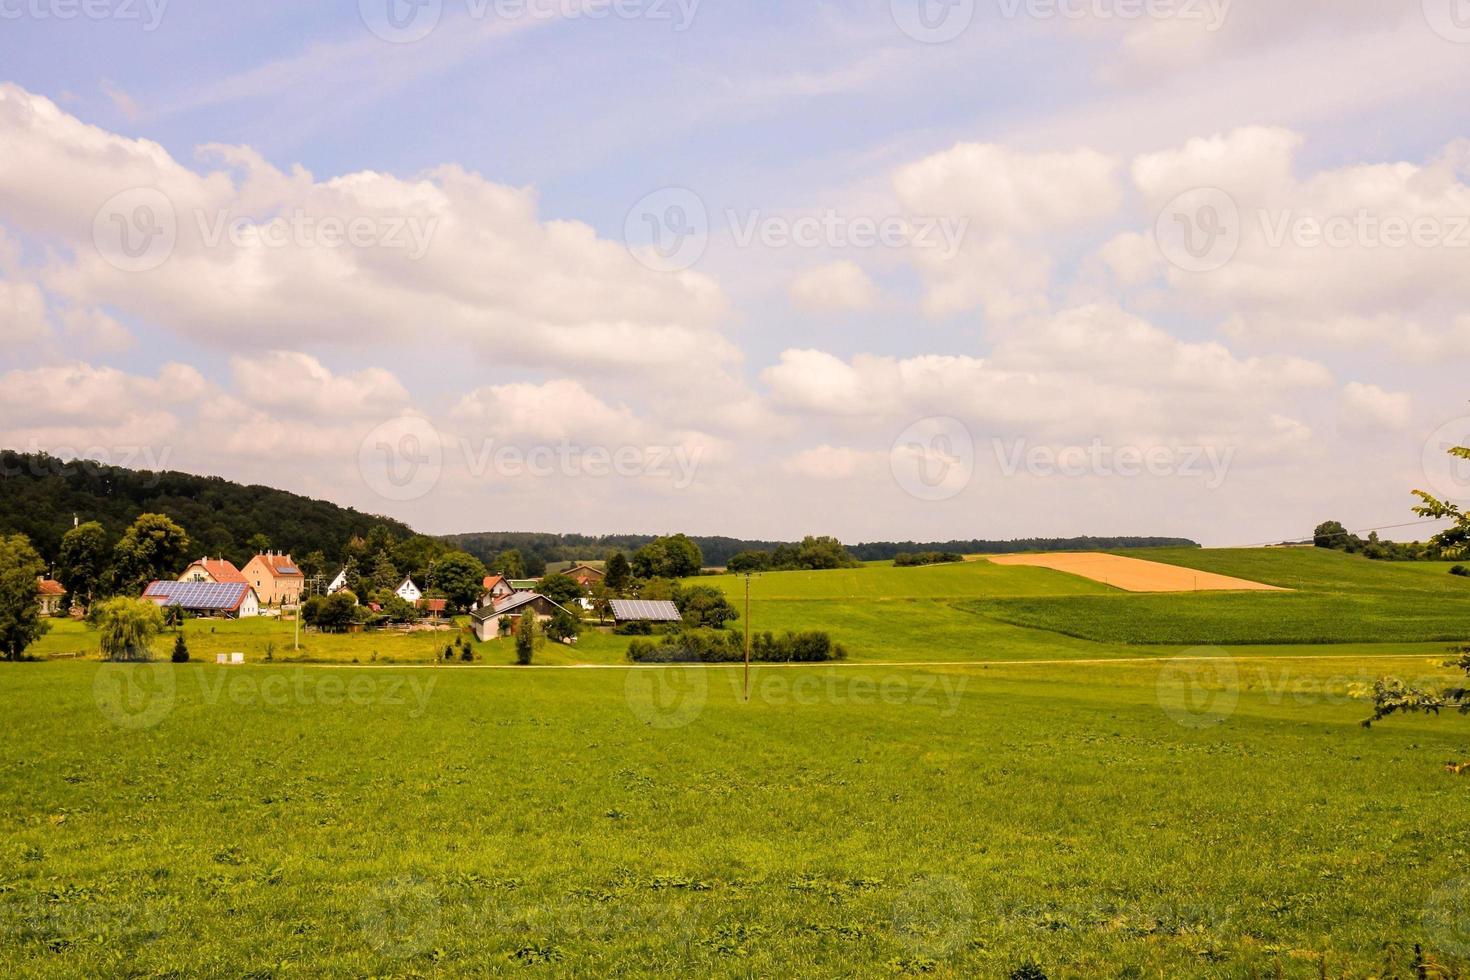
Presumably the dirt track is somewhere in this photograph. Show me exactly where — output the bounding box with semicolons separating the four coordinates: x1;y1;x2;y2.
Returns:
986;553;1287;593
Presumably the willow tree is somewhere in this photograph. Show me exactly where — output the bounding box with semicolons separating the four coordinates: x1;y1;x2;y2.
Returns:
93;598;165;662
1363;439;1470;726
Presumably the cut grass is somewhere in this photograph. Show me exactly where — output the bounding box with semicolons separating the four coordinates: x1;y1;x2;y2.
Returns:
3;657;1469;977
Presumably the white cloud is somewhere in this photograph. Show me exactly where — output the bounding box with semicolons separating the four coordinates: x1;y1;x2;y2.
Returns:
781;444;882;480
0;278;48;344
891;142;1121;319
231;351;410;419
1339;381;1413;433
788;261;880;313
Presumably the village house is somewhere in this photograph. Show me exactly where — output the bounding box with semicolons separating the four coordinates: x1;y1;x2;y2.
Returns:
327;567;350;594
179;557;248;584
561;563;605;587
36;578;67;616
242;552;305;606
471;574;516;611
395;577;422;603
470;592;573;642
144;581;261;618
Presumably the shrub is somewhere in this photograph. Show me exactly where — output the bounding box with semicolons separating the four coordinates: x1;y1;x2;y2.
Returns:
515;611;538;665
545;610;581;644
171;633;190;664
627;629;846;664
676;585;739;629
1451;565;1469;578
460;646;474;663
92;597;165;662
893;552;965;567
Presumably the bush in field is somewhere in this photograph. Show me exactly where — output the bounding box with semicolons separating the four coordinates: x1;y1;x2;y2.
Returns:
1451;565;1469;577
675;585;739;629
545;610;581;644
171;634;190;663
93;597;165;662
627;629;846;664
304;591;360;632
515;611;538;665
893;552;965;567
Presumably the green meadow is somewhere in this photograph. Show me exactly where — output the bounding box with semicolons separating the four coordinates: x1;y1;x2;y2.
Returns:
6;550;1470;976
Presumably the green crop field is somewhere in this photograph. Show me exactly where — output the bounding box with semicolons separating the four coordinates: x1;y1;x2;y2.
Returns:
6;549;1470;976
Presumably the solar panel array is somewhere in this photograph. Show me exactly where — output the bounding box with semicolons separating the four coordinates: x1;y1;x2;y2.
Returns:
609;599;682;622
144;581;249;610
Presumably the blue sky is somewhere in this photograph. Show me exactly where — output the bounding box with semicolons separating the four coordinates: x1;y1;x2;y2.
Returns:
2;1;1470;546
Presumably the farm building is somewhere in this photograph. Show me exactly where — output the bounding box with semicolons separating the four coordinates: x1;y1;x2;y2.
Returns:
36;578;67;616
242;552;305;606
470;592;574;642
143;581;260;618
179;557;248;585
609;599;682;625
560;563;605;587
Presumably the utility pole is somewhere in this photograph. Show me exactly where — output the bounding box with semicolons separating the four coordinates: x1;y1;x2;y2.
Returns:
743;572;752;702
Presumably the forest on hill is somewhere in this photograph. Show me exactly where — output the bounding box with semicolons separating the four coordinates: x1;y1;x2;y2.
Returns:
0;451;412;566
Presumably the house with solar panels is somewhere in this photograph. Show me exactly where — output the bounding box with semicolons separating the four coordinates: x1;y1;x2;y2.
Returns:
143;580;261;618
469;592;574;642
609;599;683;627
242;552;305;606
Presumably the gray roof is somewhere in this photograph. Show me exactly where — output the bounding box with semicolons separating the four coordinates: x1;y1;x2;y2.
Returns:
610;599;682;623
470;592;571;622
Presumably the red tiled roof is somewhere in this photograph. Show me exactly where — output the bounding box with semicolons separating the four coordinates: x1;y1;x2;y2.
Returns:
252;554;304;578
37;579;66;596
420;598;448;613
483;574;507;591
188;558;247;583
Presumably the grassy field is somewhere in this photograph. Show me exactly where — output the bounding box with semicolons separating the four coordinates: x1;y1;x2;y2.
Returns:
6;549;1470;976
964;550;1470;646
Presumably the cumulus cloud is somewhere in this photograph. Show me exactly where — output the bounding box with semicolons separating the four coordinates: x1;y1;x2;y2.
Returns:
230;352;410;419
1339;381;1413;434
0;84;734;380
788;261;880;312
892;142;1121;319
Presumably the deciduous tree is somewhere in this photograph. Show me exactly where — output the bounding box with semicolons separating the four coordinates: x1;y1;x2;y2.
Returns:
0;534;48;661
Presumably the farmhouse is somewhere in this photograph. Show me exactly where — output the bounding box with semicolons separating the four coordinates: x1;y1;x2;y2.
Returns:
470;592;574;642
36;578;66;616
242;552;305;606
395;577;422;603
144;581;260;618
561;563;605;587
609;599;682;625
179;557;248;584
327;567;350;594
471;574;516;611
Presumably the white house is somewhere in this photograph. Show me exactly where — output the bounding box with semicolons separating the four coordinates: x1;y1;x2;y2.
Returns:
327;568;349;594
395;577;422;603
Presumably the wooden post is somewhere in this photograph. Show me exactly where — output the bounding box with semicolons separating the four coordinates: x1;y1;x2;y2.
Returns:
743;573;751;702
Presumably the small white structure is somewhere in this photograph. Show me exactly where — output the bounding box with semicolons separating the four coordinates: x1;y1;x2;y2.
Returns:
395;577;422;603
230;652;244;665
327;568;349;594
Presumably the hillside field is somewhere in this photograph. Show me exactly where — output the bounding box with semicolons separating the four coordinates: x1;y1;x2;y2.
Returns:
5;549;1470;976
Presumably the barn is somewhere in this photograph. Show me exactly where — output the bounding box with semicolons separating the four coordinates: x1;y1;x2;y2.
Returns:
143;581;261;619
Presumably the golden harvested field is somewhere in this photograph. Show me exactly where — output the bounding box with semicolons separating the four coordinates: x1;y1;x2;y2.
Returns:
986;552;1287;593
